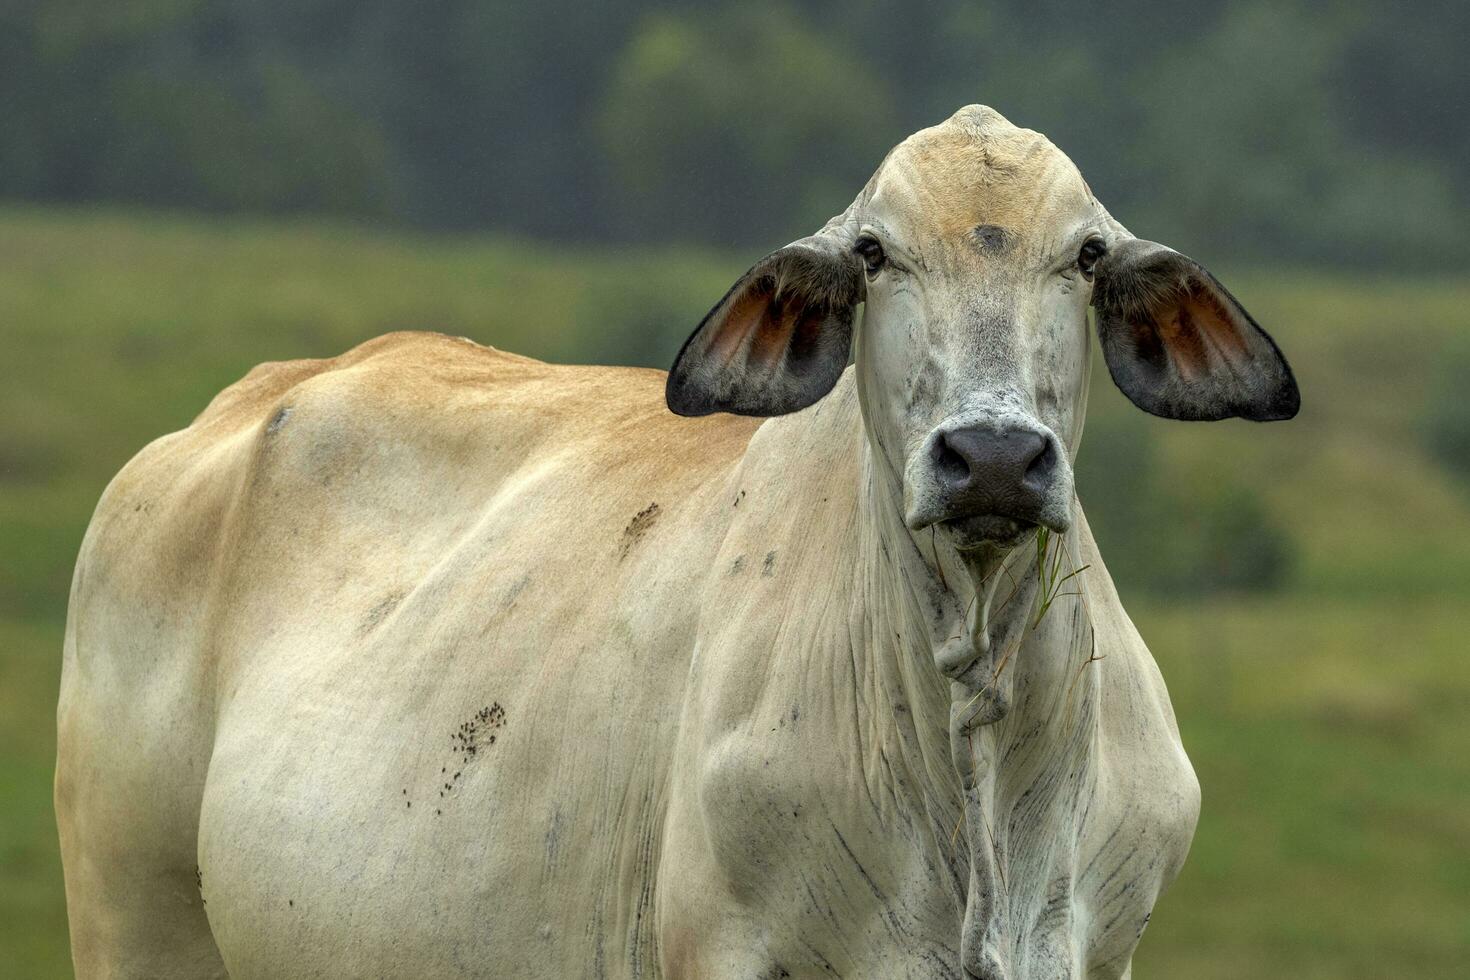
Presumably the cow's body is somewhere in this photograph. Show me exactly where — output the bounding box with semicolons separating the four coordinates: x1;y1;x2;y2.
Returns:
57;332;1197;979
61;105;1303;978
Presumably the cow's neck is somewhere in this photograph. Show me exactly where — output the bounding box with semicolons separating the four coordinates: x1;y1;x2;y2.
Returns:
850;407;1099;978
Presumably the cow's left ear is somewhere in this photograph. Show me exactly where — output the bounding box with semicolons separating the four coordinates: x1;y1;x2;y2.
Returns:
666;227;863;417
1092;238;1300;422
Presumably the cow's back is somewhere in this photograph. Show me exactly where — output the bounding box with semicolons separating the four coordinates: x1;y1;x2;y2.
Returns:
57;332;758;979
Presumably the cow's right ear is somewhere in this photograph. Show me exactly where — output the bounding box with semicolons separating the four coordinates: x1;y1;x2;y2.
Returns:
666;231;863;418
1091;238;1300;422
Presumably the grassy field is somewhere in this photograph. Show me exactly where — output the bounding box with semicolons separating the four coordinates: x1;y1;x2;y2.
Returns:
1;205;1467;976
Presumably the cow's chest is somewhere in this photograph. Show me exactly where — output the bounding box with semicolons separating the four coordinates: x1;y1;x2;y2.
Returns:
660;715;970;978
658;637;1198;980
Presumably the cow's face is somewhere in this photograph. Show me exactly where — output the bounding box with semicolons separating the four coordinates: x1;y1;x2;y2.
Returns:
668;106;1298;553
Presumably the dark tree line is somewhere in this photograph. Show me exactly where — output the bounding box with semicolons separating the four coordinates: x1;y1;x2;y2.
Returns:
3;0;1465;265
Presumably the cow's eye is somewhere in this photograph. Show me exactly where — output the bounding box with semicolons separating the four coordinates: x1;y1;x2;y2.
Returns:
1077;238;1106;280
854;236;886;276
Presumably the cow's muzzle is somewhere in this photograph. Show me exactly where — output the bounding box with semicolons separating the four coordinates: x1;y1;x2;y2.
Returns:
908;419;1071;549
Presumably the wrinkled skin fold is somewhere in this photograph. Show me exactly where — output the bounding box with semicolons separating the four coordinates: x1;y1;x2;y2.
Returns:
57;106;1297;979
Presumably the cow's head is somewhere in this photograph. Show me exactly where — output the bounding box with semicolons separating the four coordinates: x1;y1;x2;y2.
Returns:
668;105;1298;552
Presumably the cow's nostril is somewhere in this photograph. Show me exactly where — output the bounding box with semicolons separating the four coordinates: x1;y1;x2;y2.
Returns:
934;437;972;488
1023;437;1055;488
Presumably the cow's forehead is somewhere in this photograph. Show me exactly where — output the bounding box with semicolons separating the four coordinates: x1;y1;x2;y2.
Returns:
867;105;1098;253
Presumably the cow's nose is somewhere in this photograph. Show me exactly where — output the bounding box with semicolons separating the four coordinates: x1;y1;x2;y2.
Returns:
931;424;1056;520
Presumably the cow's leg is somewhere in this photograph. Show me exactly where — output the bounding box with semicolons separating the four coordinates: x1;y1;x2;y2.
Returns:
55;609;224;978
658;723;966;979
657;900;786;980
656;792;784;979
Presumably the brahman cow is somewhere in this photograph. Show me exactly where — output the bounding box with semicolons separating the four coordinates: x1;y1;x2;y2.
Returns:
57;105;1298;979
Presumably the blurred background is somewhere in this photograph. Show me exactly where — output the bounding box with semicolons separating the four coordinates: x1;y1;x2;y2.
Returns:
1;1;1467;976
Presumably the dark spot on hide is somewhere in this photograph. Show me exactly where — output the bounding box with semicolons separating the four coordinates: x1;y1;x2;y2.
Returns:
970;223;1014;252
619;502;660;559
503;574;530;607
358;590;406;637
450;703;505;764
762;551;777;576
544;805;564;875
431;703;507;808
729;554;747;576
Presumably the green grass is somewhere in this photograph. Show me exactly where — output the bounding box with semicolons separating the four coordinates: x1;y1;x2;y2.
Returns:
1;204;1467;976
1133;598;1470;978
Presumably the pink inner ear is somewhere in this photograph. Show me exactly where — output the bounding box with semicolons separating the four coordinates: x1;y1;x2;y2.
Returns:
1188;287;1252;360
1157;306;1208;380
706;289;767;371
748;295;799;371
707;284;809;375
1148;284;1255;381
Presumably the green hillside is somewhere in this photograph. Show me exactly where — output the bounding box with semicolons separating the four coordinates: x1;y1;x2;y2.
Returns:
2;206;1467;977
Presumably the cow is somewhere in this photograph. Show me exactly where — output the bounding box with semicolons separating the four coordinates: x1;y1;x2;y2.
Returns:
56;105;1298;979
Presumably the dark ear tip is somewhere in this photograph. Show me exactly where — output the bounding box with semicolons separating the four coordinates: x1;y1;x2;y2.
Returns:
664;373;714;417
1280;380;1302;419
1245;377;1301;422
1271;383;1302;421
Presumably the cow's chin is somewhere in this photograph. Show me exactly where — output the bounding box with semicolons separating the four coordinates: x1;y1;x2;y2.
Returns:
941;514;1037;553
